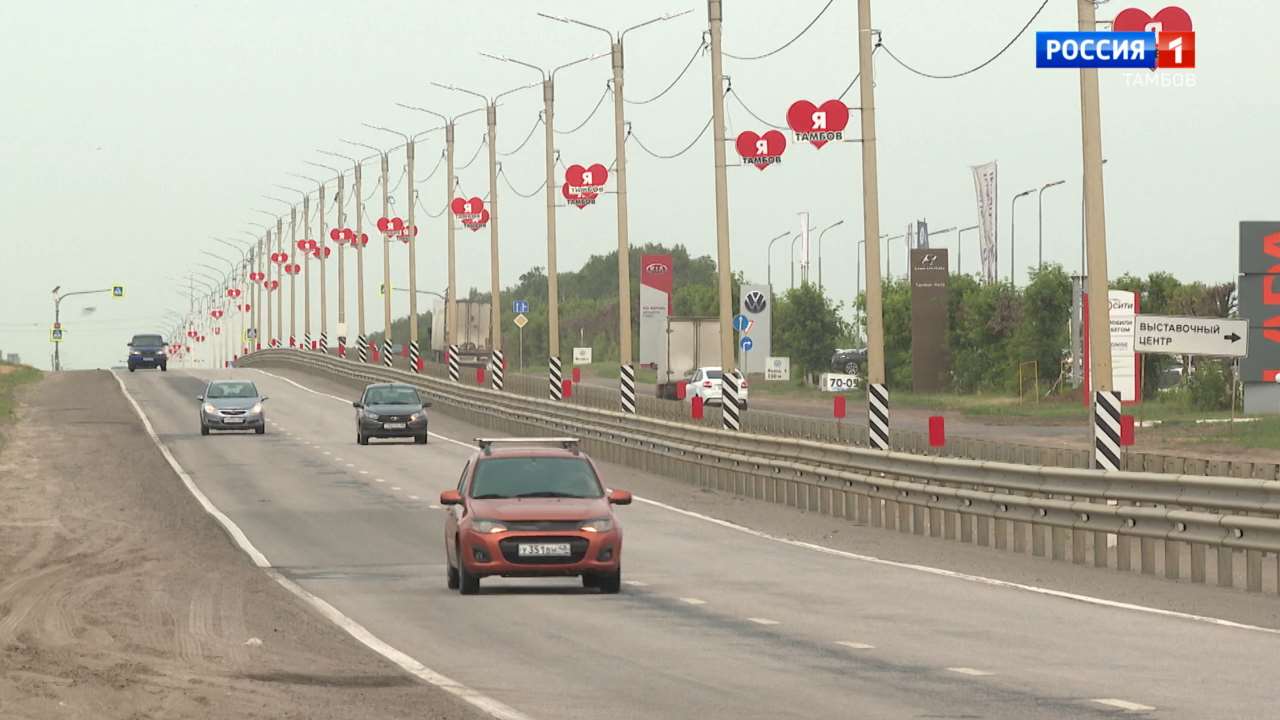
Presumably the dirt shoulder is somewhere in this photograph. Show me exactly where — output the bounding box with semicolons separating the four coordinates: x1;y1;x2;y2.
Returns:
0;370;483;720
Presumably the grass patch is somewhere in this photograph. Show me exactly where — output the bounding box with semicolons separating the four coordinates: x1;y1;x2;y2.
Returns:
1159;417;1280;451
0;364;42;438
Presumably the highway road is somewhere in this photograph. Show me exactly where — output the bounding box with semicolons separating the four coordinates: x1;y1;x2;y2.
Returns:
116;366;1280;720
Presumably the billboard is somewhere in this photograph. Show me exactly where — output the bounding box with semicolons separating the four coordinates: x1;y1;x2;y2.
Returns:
971;161;998;284
1238;221;1280;388
1083;290;1141;403
639;254;673;366
739;283;772;370
909;248;950;392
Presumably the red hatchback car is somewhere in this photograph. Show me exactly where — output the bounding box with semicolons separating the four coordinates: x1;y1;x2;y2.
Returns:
440;438;632;595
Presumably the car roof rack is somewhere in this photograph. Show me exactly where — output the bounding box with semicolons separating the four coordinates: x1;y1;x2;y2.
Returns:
475;437;580;455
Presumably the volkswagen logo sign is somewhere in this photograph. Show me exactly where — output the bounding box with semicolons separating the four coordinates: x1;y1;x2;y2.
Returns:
744;290;767;314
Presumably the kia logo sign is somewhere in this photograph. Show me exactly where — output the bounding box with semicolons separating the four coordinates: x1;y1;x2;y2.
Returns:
645;263;669;274
744;291;767;314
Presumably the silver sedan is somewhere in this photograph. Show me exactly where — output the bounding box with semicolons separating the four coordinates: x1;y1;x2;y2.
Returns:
198;380;268;435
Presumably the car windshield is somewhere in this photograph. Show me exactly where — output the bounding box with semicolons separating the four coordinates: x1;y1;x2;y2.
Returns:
206;382;259;399
469;457;603;499
365;386;420;405
132;335;163;347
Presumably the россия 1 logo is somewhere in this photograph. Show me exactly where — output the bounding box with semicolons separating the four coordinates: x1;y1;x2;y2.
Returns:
1036;5;1194;70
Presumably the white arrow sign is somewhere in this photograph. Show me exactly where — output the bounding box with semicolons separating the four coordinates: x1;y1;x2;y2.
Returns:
1134;314;1248;358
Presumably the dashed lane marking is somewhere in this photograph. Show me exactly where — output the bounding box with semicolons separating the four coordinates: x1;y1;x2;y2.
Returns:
623;580;648;587
679;598;707;606
747;618;780;626
1091;699;1155;713
835;641;875;650
946;668;993;677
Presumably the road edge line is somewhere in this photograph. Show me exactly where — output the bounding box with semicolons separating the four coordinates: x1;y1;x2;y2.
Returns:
109;370;535;720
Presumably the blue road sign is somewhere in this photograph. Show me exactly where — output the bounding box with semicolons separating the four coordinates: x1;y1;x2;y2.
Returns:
740;336;754;352
733;314;750;332
513;300;529;314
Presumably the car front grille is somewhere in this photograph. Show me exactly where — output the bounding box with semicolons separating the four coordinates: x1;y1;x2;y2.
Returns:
502;520;586;532
498;536;589;564
221;409;247;416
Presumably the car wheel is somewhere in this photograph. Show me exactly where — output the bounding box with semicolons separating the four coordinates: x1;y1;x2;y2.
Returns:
200;424;209;436
357;432;368;446
581;574;598;589
129;367;136;373
160;364;168;372
255;425;265;435
596;569;621;594
415;433;428;445
446;559;460;590
457;548;480;595
844;361;857;374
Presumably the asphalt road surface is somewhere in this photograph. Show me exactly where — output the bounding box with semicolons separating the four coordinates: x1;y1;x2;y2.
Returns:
115;366;1280;720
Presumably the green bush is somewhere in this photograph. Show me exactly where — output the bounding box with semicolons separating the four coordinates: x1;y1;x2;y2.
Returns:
1186;361;1232;411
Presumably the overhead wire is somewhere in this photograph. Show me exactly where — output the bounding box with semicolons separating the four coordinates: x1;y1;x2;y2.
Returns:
415;193;448;218
878;0;1051;79
726;88;786;130
625;40;707;105
499;116;544;157
498;169;548;199
456;135;487;170
414;149;446;184
555;85;611;135
723;0;836;61
387;165;407;196
628;115;713;160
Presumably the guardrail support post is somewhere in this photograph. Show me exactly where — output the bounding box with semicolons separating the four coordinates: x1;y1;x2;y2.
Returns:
1165;541;1182;580
1246;549;1262;592
1190;543;1206;583
1140;537;1156;575
976;515;990;547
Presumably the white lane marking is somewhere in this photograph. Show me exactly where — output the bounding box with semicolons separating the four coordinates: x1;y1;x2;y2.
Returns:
630;496;1280;637
376;478;386;483
254;369;1280;638
391;486;402;491
835;641;875;650
1091;699;1155;712
747;617;779;626
110;371;536;720
410;495;420;500
359;470;369;475
335;457;344;461
946;667;992;677
323;451;332;456
429;504;442;509
679;597;707;606
346;463;355;468
623;580;648;587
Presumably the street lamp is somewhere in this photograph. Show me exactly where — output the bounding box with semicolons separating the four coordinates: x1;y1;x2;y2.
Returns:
789;224;818;289
766;231;789;294
956;225;979;276
817;220;844;292
882;233;905;279
1011;188;1036;285
287;172;331;352
925;225;957;273
1037;179;1066;271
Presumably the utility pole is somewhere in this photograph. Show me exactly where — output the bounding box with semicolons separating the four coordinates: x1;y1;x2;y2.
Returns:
287;207;296;346
318;182;328;352
1077;0;1116;470
310;159;347;355
857;0;889;450
303;193;313;349
405;138;421;372
708;0;737;427
352;158;368;361
276;216;284;346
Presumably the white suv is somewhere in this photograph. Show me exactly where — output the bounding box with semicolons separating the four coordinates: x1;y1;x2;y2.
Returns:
685;366;749;409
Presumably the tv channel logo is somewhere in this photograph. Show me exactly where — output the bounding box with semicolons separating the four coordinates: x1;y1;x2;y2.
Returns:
1036;5;1194;70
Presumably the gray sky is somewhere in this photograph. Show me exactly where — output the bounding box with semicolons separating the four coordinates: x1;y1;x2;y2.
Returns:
1;0;1272;370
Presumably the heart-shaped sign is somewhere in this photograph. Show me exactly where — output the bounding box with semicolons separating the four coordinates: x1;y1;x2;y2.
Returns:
313;246;332;259
214;327;221;335
226;288;242;299
451;197;485;219
562;182;594;210
248;271;265;283
211;309;224;319
265;280;280;291
565;163;609;193
1112;5;1192;33
241;303;251;312
786;100;849;149
356;233;369;247
398;225;419;244
342;228;355;243
462;208;490;232
296;239;310;251
735;130;786;171
329;228;341;242
199;335;206;342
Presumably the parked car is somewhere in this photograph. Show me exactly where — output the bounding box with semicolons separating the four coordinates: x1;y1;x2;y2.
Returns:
128;333;168;372
685;366;750;409
353;383;431;445
830;347;867;375
440;437;631;595
198;380;267;435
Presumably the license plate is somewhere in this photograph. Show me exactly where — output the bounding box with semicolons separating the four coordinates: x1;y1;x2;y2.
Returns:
223;417;244;424
383;422;406;430
518;543;571;557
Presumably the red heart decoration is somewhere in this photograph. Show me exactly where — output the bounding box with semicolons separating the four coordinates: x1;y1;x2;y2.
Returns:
377;217;390;233
266;280;280;291
451;197;485;218
786;100;849;149
562;182;594;210
463;208;490;231
304;239;317;251
1112;5;1192;33
329;228;341;241
390;217;405;232
242;303;251;312
211;309;224;319
226;288;241;299
358;233;369;246
199;335;206;342
342;228;355;242
565;163;609;192
214;327;221;335
735;130;787;171
313;246;332;259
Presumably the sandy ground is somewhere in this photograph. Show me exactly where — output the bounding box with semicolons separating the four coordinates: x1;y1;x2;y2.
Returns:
0;371;483;720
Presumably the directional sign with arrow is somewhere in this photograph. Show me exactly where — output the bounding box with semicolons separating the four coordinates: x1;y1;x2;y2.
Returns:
1133;314;1248;358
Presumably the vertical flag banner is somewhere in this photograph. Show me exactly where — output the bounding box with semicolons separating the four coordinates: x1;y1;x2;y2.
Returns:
971;161;998;284
639;254;674;366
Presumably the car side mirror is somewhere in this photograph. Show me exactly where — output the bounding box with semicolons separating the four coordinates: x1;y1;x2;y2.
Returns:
608;489;632;505
260;396;269;402
439;489;462;506
352;401;363;409
127;342;133;347
196;395;204;402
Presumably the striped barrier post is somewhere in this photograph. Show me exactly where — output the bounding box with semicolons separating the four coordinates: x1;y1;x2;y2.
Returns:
408;341;421;374
490;350;505;390
1094;390;1122;471
868;383;889;450
357;335;368;363
549;356;563;400
319;332;328;354
620;363;637;414
722;370;742;431
381;339;393;368
303;333;312;352
447;345;460;382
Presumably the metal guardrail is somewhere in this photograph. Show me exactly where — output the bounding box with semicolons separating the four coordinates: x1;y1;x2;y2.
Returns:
241;350;1280;595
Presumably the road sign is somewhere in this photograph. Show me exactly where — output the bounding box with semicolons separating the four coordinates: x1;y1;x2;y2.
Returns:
512;313;528;329
246;327;258;340
765;356;790;381
112;285;125;299
513;300;529;314
50;328;63;343
1134;314;1248;358
732;314;750;332
573;347;592;364
53;321;62;330
740;336;754;352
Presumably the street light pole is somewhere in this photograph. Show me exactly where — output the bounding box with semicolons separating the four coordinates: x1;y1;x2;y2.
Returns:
265;195;298;347
766;231;789;295
1011;188;1035;285
346;137;394;366
883;233;904;279
817;220;844;292
308;159;347;356
477;51;607;400
1037;179;1066;271
289;173;329;351
321;149;375;362
956;224;979;276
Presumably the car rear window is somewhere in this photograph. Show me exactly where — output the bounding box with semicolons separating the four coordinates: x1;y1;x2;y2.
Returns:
132;334;163;346
706;370;723;379
470;457;603;499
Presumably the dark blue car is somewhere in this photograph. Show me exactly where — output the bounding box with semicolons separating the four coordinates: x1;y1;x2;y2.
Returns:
128;333;168;372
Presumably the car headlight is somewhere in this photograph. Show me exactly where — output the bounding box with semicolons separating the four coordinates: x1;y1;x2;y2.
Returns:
470;519;508;534
580;518;614;533
410;410;427;421
363;410;380;421
202;403;217;414
248;403;263;414
130;351;141;356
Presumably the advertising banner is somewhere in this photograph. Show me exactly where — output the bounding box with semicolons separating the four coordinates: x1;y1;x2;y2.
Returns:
739;284;772;366
909;248;950;392
1082;290;1141;403
1238;222;1280;385
971;161;998;284
639;254;673;366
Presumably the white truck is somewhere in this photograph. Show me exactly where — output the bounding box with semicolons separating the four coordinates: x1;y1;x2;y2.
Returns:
431;299;492;367
655;317;722;399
